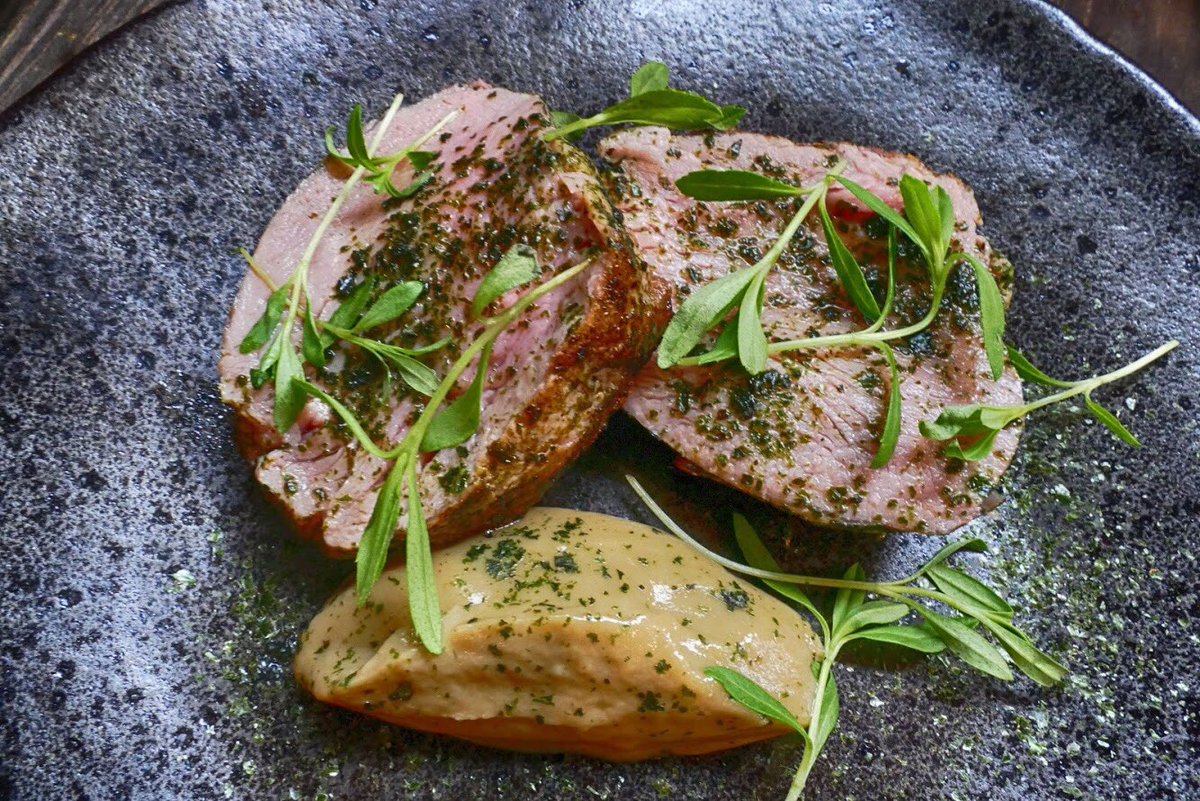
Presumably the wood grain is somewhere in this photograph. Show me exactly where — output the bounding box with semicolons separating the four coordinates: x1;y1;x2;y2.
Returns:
1052;0;1200;113
0;0;169;115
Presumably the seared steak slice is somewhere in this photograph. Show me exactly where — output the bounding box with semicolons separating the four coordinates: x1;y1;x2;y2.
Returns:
600;127;1022;535
219;84;658;554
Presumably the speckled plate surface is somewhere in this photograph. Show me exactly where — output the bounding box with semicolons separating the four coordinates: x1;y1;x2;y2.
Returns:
1;1;1197;799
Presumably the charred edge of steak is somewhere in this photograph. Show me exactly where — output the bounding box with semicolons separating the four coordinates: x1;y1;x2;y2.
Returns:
414;137;664;550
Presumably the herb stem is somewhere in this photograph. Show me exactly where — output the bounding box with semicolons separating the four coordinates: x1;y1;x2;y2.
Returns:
787;643;840;801
627;475;1002;621
673;169;843;369
240;248;279;292
293;380;394;460
320;322;418;355
277;92;408;347
751;171;839;279
1016;339;1178;415
766;280;945;356
381;257;593;461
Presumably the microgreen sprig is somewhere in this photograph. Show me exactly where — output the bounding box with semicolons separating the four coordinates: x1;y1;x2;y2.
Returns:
922;339;1179;460
325;104;457;198
313;279;449;398
833;175;1007;379
542;61;745;143
658;166;1014;466
299;249;594;653
657;166;843;374
238;94;454;430
627;476;1065;801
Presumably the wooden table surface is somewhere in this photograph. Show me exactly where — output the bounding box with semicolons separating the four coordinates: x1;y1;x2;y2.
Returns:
1055;0;1200;114
1;1;1198;117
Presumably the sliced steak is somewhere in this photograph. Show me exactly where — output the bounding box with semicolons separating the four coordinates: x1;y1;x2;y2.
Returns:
219;83;658;554
600;127;1022;535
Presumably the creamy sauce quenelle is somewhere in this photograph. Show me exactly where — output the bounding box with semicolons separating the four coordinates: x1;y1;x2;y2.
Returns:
294;508;820;760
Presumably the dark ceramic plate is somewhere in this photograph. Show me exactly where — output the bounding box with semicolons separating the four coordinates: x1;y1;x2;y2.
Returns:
2;1;1197;799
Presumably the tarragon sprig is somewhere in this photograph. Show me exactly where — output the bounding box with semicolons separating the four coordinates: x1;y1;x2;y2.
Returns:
325;103;457;198
659;168;1000;466
299;248;594;654
542;61;745;142
663;170;1005;373
922;340;1179;460
238;94;455;431
628;476;1064;801
832;175;1007;379
656;165;846;374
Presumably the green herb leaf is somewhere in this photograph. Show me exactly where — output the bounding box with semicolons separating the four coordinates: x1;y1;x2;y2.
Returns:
385;352;440;397
713;104;747;130
1006;346;1073;388
355;458;405;606
326;103;448;199
548;111;584;142
324;125;354;167
321;277;376;348
403;336;452;356
550;110;582;127
937;185;955;255
944;428;1002;462
1085;392;1141;447
736;271;769;374
898;175;939;247
676;170;805;201
273;340;307;433
819;195;881;321
408;150;436;171
657;268;757;368
915;608;1012;681
380;169;434;199
913;538;988;578
920;405;1013;442
341;104;373;166
404;459;444;654
630;61;670;96
420;343;492;452
926;564;1014;618
473;244;542;317
692;321;740;365
239;286;290;354
592;88;727;128
810;670;839;753
543;88;733;142
977;618;1067;687
704;667;807;735
302;303;326;367
847;624;947;654
732;513;827;639
919;405;984;441
836;600;910;635
830;564;867;635
870;343;903;468
873;226;898;328
959;253;1006;380
355;281;424;333
832;176;921;251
